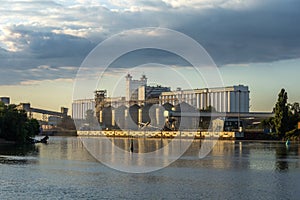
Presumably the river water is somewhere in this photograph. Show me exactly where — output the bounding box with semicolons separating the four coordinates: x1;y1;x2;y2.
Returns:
0;137;300;200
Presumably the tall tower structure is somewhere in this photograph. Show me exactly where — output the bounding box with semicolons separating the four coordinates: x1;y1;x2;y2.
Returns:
125;74;147;102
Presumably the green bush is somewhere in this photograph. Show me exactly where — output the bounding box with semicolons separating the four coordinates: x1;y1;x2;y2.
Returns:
0;102;40;142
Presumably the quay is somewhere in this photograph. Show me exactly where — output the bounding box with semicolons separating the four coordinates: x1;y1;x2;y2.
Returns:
77;130;244;139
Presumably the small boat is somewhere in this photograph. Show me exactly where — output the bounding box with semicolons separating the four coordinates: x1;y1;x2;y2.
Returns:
26;136;49;144
38;135;49;144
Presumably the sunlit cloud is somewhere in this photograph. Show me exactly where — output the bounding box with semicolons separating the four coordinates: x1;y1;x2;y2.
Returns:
20;78;74;86
0;0;300;86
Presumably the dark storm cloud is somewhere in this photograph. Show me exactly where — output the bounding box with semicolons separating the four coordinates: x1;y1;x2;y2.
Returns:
97;0;300;67
109;49;190;68
173;1;300;65
28;32;94;59
87;0;300;66
1;0;300;85
0;24;95;84
0;25;95;69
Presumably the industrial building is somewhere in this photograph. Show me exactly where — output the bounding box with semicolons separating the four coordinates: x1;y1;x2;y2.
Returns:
72;74;251;131
159;85;249;113
125;73;147;102
0;97;10;105
138;85;171;104
72;99;95;120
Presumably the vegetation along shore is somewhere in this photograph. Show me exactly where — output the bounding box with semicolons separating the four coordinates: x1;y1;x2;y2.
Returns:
0;102;40;143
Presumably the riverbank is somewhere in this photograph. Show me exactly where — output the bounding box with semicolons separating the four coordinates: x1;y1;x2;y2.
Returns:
77;130;300;141
77;130;244;139
0;138;16;144
40;130;77;137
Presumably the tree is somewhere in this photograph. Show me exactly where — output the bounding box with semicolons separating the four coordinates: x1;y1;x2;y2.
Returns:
25;118;41;137
290;102;300;114
260;117;274;131
0;103;40;142
273;89;289;138
261;89;300;139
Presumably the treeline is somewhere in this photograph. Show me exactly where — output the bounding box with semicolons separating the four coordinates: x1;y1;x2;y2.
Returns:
0;102;40;142
261;89;300;140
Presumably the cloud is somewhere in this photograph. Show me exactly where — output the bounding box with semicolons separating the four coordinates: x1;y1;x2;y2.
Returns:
175;0;300;65
0;64;77;85
1;24;94;56
0;0;300;85
108;48;190;68
0;24;95;73
20;78;74;86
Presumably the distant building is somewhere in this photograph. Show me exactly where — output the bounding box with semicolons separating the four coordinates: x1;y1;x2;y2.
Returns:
138;85;171;105
72;99;95;120
160;85;250;113
0;97;10;105
48;116;62;126
107;96;126;108
126;73;147;102
91;74;251;130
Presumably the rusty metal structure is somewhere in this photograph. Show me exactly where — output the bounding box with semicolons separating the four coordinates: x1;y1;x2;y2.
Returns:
94;90;108;121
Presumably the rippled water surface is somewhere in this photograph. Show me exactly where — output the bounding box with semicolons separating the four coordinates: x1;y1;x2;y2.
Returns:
1;137;300;200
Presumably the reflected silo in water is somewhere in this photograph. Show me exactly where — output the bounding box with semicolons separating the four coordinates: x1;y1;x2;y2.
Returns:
125;104;140;130
113;105;127;130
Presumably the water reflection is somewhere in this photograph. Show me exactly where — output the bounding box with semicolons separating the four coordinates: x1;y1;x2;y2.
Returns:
1;137;300;199
275;143;300;172
37;137;96;162
78;137;300;172
109;137;173;153
1;137;300;172
275;145;289;171
0;144;39;165
0;143;39;156
80;136;197;173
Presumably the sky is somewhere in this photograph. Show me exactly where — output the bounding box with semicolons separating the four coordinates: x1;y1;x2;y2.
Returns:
0;0;300;113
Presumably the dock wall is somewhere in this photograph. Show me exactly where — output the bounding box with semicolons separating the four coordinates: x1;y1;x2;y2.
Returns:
77;130;243;139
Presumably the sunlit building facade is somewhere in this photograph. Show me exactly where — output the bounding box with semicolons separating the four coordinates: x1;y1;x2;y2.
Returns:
159;85;250;112
72;99;95;120
125;73;147;102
